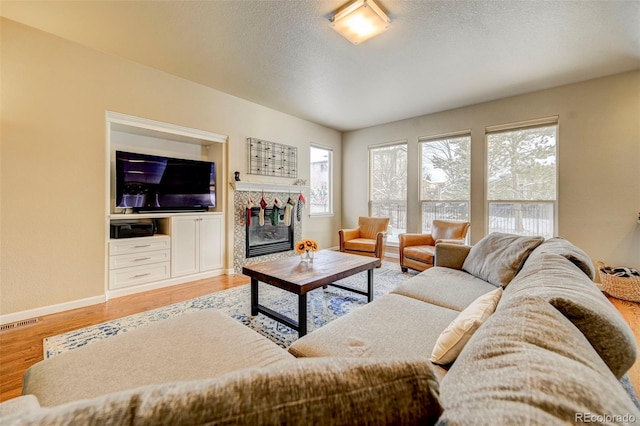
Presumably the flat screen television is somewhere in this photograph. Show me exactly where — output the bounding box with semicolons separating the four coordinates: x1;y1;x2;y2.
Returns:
115;150;216;213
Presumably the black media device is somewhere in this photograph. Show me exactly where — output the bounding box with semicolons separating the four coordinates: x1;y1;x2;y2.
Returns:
110;220;156;239
115;150;216;213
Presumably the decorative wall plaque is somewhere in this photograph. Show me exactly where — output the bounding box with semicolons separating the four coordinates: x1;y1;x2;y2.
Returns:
247;137;297;178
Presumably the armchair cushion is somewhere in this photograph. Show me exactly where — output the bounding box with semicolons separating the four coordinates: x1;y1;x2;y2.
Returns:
343;238;377;253
403;245;436;264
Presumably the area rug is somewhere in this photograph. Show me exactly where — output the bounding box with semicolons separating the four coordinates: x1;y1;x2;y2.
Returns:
44;261;415;359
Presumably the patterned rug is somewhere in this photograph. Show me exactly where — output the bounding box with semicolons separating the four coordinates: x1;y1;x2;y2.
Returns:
44;261;415;359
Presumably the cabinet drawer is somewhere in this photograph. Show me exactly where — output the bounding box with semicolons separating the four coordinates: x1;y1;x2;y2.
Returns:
109;249;170;270
109;262;170;290
110;235;170;256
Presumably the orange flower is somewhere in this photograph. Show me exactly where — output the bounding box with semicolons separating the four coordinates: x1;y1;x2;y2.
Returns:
295;239;319;254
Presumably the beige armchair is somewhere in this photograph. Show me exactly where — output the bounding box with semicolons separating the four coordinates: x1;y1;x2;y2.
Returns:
339;216;390;266
399;220;470;272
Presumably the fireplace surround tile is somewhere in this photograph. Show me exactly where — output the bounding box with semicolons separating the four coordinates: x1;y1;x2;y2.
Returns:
233;190;302;273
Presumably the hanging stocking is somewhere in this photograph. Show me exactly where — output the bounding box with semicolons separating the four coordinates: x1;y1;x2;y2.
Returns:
283;197;296;226
296;193;306;221
270;198;283;226
246;197;255;226
259;195;267;226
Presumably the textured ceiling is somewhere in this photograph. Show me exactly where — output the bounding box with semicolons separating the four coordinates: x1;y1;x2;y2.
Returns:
2;0;639;131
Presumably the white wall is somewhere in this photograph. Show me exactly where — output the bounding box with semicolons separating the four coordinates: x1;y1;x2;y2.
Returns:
0;19;341;317
342;71;640;271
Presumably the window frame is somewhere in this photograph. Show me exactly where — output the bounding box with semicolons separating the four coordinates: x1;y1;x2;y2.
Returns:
309;144;333;216
484;117;559;238
418;132;471;236
368;141;408;244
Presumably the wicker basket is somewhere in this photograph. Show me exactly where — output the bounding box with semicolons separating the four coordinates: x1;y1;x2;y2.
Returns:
596;260;640;302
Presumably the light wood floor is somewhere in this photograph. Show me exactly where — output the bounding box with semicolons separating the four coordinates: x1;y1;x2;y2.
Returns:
607;297;640;394
1;267;639;403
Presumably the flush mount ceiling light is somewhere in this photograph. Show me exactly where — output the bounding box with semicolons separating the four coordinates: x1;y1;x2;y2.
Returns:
330;0;391;45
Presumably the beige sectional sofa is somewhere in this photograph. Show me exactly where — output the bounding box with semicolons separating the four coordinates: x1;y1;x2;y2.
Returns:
3;234;640;425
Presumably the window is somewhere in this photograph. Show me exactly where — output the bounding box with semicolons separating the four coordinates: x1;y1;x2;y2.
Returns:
419;134;471;234
486;120;557;238
369;142;407;243
310;146;332;215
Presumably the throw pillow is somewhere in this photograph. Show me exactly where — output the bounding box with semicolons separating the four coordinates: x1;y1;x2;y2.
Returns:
462;232;544;287
431;287;503;365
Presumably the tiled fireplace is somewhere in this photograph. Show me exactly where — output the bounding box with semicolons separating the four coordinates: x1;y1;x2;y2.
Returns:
232;183;304;273
245;207;294;258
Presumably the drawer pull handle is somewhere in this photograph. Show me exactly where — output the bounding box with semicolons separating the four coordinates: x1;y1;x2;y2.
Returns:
133;257;151;262
134;244;152;248
132;273;151;278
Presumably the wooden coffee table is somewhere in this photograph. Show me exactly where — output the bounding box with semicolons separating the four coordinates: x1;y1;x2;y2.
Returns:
242;250;381;336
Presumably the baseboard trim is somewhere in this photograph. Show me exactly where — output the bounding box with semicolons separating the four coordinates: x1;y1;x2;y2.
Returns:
0;295;106;326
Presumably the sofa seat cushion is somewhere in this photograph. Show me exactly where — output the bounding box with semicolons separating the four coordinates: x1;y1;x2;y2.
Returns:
23;310;294;407
289;294;459;381
391;267;497;311
438;295;640;425
7;358;443;426
403;245;435;264
343;238;376;253
462;232;544;287
504;252;637;379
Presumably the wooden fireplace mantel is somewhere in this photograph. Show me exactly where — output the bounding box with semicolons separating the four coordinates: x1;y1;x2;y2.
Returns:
230;181;308;193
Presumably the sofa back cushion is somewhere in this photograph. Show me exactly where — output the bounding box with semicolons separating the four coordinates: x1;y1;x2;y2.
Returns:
462;233;544;287
529;236;595;279
503;252;637;379
7;358;442;426
438;295;640;424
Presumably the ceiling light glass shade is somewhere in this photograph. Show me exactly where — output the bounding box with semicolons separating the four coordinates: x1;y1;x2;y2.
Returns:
330;0;391;45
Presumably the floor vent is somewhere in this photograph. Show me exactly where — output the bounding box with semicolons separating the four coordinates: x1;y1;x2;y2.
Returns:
0;318;40;331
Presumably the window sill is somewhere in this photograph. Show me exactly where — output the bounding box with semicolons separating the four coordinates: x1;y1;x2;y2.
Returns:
310;213;334;218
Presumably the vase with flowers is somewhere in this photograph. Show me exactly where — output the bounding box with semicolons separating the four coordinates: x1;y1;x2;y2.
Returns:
295;238;318;263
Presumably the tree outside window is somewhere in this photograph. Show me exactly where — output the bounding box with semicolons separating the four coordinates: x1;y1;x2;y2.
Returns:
420;135;470;234
369;143;407;243
487;124;557;238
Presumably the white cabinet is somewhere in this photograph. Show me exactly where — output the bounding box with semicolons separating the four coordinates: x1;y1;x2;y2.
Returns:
198;214;225;272
109;235;171;290
106;213;225;297
171;214;224;278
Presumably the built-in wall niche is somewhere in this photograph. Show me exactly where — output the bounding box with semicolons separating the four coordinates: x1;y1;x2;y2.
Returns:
106;112;227;215
105;111;229;299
